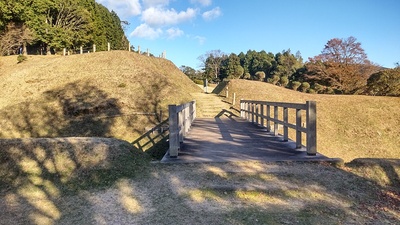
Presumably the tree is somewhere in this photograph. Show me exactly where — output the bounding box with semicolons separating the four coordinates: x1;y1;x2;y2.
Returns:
0;0;128;55
304;36;378;94
272;49;303;79
198;50;226;81
366;68;400;96
220;53;244;80
0;22;34;55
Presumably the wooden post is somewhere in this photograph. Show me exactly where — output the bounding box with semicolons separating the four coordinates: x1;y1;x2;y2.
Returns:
63;48;66;56
178;109;183;143
251;103;255;123
266;105;271;132
168;105;179;158
283;107;288;141
203;79;208;93
296;109;302;148
306;101;317;155
256;104;259;125
108;42;111;51
185;105;192;136
240;100;244;118
80;46;83;54
147;48;149;56
138;45;141;54
246;102;250;121
93;44;96;53
232;93;236;105
274;106;278;136
129;42;131;52
260;104;264;127
193;100;197;120
226;87;229;98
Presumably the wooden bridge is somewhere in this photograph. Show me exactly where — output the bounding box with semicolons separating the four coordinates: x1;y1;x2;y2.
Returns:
161;92;329;163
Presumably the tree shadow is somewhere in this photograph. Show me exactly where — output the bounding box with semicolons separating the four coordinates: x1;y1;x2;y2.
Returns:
142;160;399;224
0;81;121;138
0;81;151;224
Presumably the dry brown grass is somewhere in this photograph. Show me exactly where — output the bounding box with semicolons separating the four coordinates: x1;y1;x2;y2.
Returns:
217;79;400;162
0;51;201;142
1;54;399;225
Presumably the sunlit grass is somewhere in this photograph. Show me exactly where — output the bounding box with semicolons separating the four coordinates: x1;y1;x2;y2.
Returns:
219;79;400;162
0;51;201;142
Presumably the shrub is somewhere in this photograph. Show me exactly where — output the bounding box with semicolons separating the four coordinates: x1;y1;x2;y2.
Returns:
280;76;289;87
291;81;301;91
243;73;251;80
313;83;324;93
193;79;204;85
254;71;266;81
308;89;316;94
301;82;310;92
17;54;27;63
326;87;335;94
267;75;280;85
366;68;400;96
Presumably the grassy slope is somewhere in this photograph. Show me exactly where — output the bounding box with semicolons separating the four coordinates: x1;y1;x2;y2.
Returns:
217;79;400;162
0;54;399;224
0;51;201;142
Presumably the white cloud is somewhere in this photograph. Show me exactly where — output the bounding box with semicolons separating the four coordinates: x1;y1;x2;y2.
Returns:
190;0;212;7
96;0;141;18
142;0;170;9
202;7;221;21
98;0;221;42
166;28;184;39
194;36;206;45
130;23;163;39
142;7;197;27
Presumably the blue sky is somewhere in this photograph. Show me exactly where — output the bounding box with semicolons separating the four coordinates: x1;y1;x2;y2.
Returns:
96;0;400;69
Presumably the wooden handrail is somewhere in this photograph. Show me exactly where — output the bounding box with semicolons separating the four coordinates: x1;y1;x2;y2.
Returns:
240;100;317;155
168;101;196;158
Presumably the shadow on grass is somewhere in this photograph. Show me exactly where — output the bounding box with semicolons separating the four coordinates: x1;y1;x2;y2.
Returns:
145;159;399;224
131;119;169;160
0;81;154;224
0;81;121;138
0;138;150;224
199;159;400;224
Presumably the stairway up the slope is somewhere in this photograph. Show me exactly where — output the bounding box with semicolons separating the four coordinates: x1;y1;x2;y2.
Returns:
191;92;235;118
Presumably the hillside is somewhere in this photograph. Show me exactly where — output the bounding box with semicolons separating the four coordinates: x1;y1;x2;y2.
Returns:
1;52;399;225
0;51;201;142
215;80;400;162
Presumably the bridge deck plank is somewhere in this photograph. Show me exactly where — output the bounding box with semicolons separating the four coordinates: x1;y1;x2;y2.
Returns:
162;117;329;163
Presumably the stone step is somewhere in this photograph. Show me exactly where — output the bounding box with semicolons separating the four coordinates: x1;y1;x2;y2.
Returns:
191;92;233;118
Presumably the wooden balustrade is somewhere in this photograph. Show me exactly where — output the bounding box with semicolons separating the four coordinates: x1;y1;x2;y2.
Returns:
240;100;317;155
168;101;196;158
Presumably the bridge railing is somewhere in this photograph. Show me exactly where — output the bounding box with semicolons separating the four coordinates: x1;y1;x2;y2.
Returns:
240;100;317;155
168;101;196;158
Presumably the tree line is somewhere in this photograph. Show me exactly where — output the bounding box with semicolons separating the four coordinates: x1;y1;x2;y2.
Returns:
182;36;399;96
0;0;129;56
